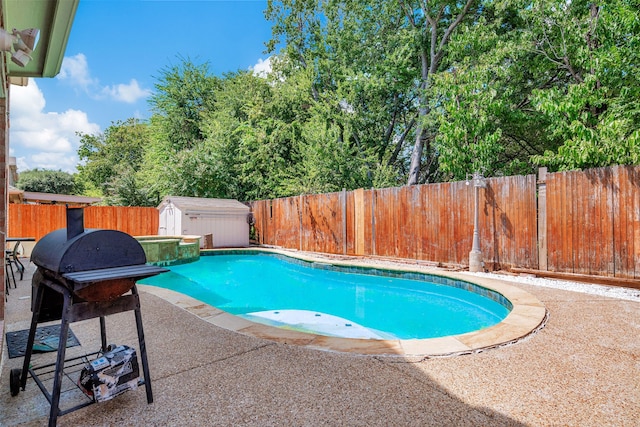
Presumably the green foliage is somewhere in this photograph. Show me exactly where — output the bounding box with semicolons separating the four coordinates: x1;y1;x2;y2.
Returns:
282;107;397;194
141;59;222;198
267;0;421;184
529;0;640;170
16;169;79;194
148;58;219;151
77;118;157;206
423;0;640;176
105;165;159;207
426;5;545;179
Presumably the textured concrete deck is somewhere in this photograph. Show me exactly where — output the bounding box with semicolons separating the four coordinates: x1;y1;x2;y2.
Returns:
1;259;639;426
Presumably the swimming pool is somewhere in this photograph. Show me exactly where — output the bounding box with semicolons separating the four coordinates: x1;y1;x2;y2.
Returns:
142;251;511;340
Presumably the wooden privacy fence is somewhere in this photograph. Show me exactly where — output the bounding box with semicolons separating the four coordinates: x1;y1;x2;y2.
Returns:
251;174;539;271
8;205;159;240
251;165;640;279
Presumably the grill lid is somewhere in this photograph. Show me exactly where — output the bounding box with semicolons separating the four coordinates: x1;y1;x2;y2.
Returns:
31;228;148;274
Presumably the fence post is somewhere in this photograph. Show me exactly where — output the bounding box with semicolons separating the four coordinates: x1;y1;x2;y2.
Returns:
538;167;547;271
371;189;376;256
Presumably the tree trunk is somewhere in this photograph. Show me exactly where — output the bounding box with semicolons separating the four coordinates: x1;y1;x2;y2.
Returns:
407;108;427;185
404;0;477;186
407;50;430;185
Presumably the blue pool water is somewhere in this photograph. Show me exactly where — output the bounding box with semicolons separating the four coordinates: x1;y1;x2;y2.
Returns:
141;253;510;340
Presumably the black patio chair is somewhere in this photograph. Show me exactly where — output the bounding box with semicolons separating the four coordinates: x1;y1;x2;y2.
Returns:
5;250;16;299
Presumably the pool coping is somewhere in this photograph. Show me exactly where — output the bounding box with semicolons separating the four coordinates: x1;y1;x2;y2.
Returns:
138;247;548;358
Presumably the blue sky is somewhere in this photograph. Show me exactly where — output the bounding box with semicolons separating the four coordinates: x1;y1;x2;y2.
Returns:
10;0;274;174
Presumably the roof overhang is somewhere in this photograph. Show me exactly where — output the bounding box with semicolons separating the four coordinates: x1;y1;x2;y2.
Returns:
1;0;78;95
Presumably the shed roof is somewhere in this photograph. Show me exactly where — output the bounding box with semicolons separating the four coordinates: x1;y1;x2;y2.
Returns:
22;191;102;205
158;196;249;213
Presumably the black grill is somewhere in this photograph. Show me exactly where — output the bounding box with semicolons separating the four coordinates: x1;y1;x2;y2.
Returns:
16;207;167;426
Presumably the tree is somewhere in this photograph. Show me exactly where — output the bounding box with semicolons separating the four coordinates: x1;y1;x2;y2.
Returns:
400;0;480;185
528;0;640;170
16;169;78;194
105;165;158;207
141;59;221;197
148;58;220;151
77;118;156;206
266;0;423;186
424;0;547;180
142;69;281;200
415;0;640;177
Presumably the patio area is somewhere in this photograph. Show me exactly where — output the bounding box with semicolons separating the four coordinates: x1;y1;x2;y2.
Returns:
1;257;639;426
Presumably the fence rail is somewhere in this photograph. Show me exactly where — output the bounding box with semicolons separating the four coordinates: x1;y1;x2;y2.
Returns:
8;205;159;240
252;165;640;279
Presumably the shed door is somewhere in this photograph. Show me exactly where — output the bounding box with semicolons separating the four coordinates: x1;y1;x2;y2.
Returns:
165;206;177;235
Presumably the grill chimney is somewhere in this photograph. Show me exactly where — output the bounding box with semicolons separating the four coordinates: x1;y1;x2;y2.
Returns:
66;206;85;241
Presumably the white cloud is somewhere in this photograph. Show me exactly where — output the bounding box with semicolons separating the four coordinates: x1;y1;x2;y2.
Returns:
250;57;272;78
27;152;80;172
58;54;151;103
101;79;151;103
58;53;98;91
9;80;100;173
10;78;46;114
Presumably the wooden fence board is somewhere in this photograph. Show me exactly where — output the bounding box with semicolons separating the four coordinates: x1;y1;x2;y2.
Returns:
346;190;356;255
273;197;300;249
546;173;557;271
372;188;394;258
493;175;538;269
604;168;616;276
575;172;587;275
444;182;456;262
560;171;568;272
451;181;470;265
615;166;638;278
301;192;342;254
368;190;376;255
431;183;446;262
254;200;270;245
589;169;604;275
361;190;371;255
578;172;588;274
413;185;424;260
422;184;441;261
397;186;411;259
632;167;640;279
383;187;396;258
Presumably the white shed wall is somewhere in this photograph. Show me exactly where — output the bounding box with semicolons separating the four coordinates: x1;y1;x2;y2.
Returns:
182;214;249;248
158;197;250;248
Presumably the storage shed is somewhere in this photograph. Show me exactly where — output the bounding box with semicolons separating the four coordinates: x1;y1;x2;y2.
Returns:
158;196;250;248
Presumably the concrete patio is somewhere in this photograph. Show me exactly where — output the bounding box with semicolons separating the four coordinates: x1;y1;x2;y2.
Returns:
1;259;639;426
